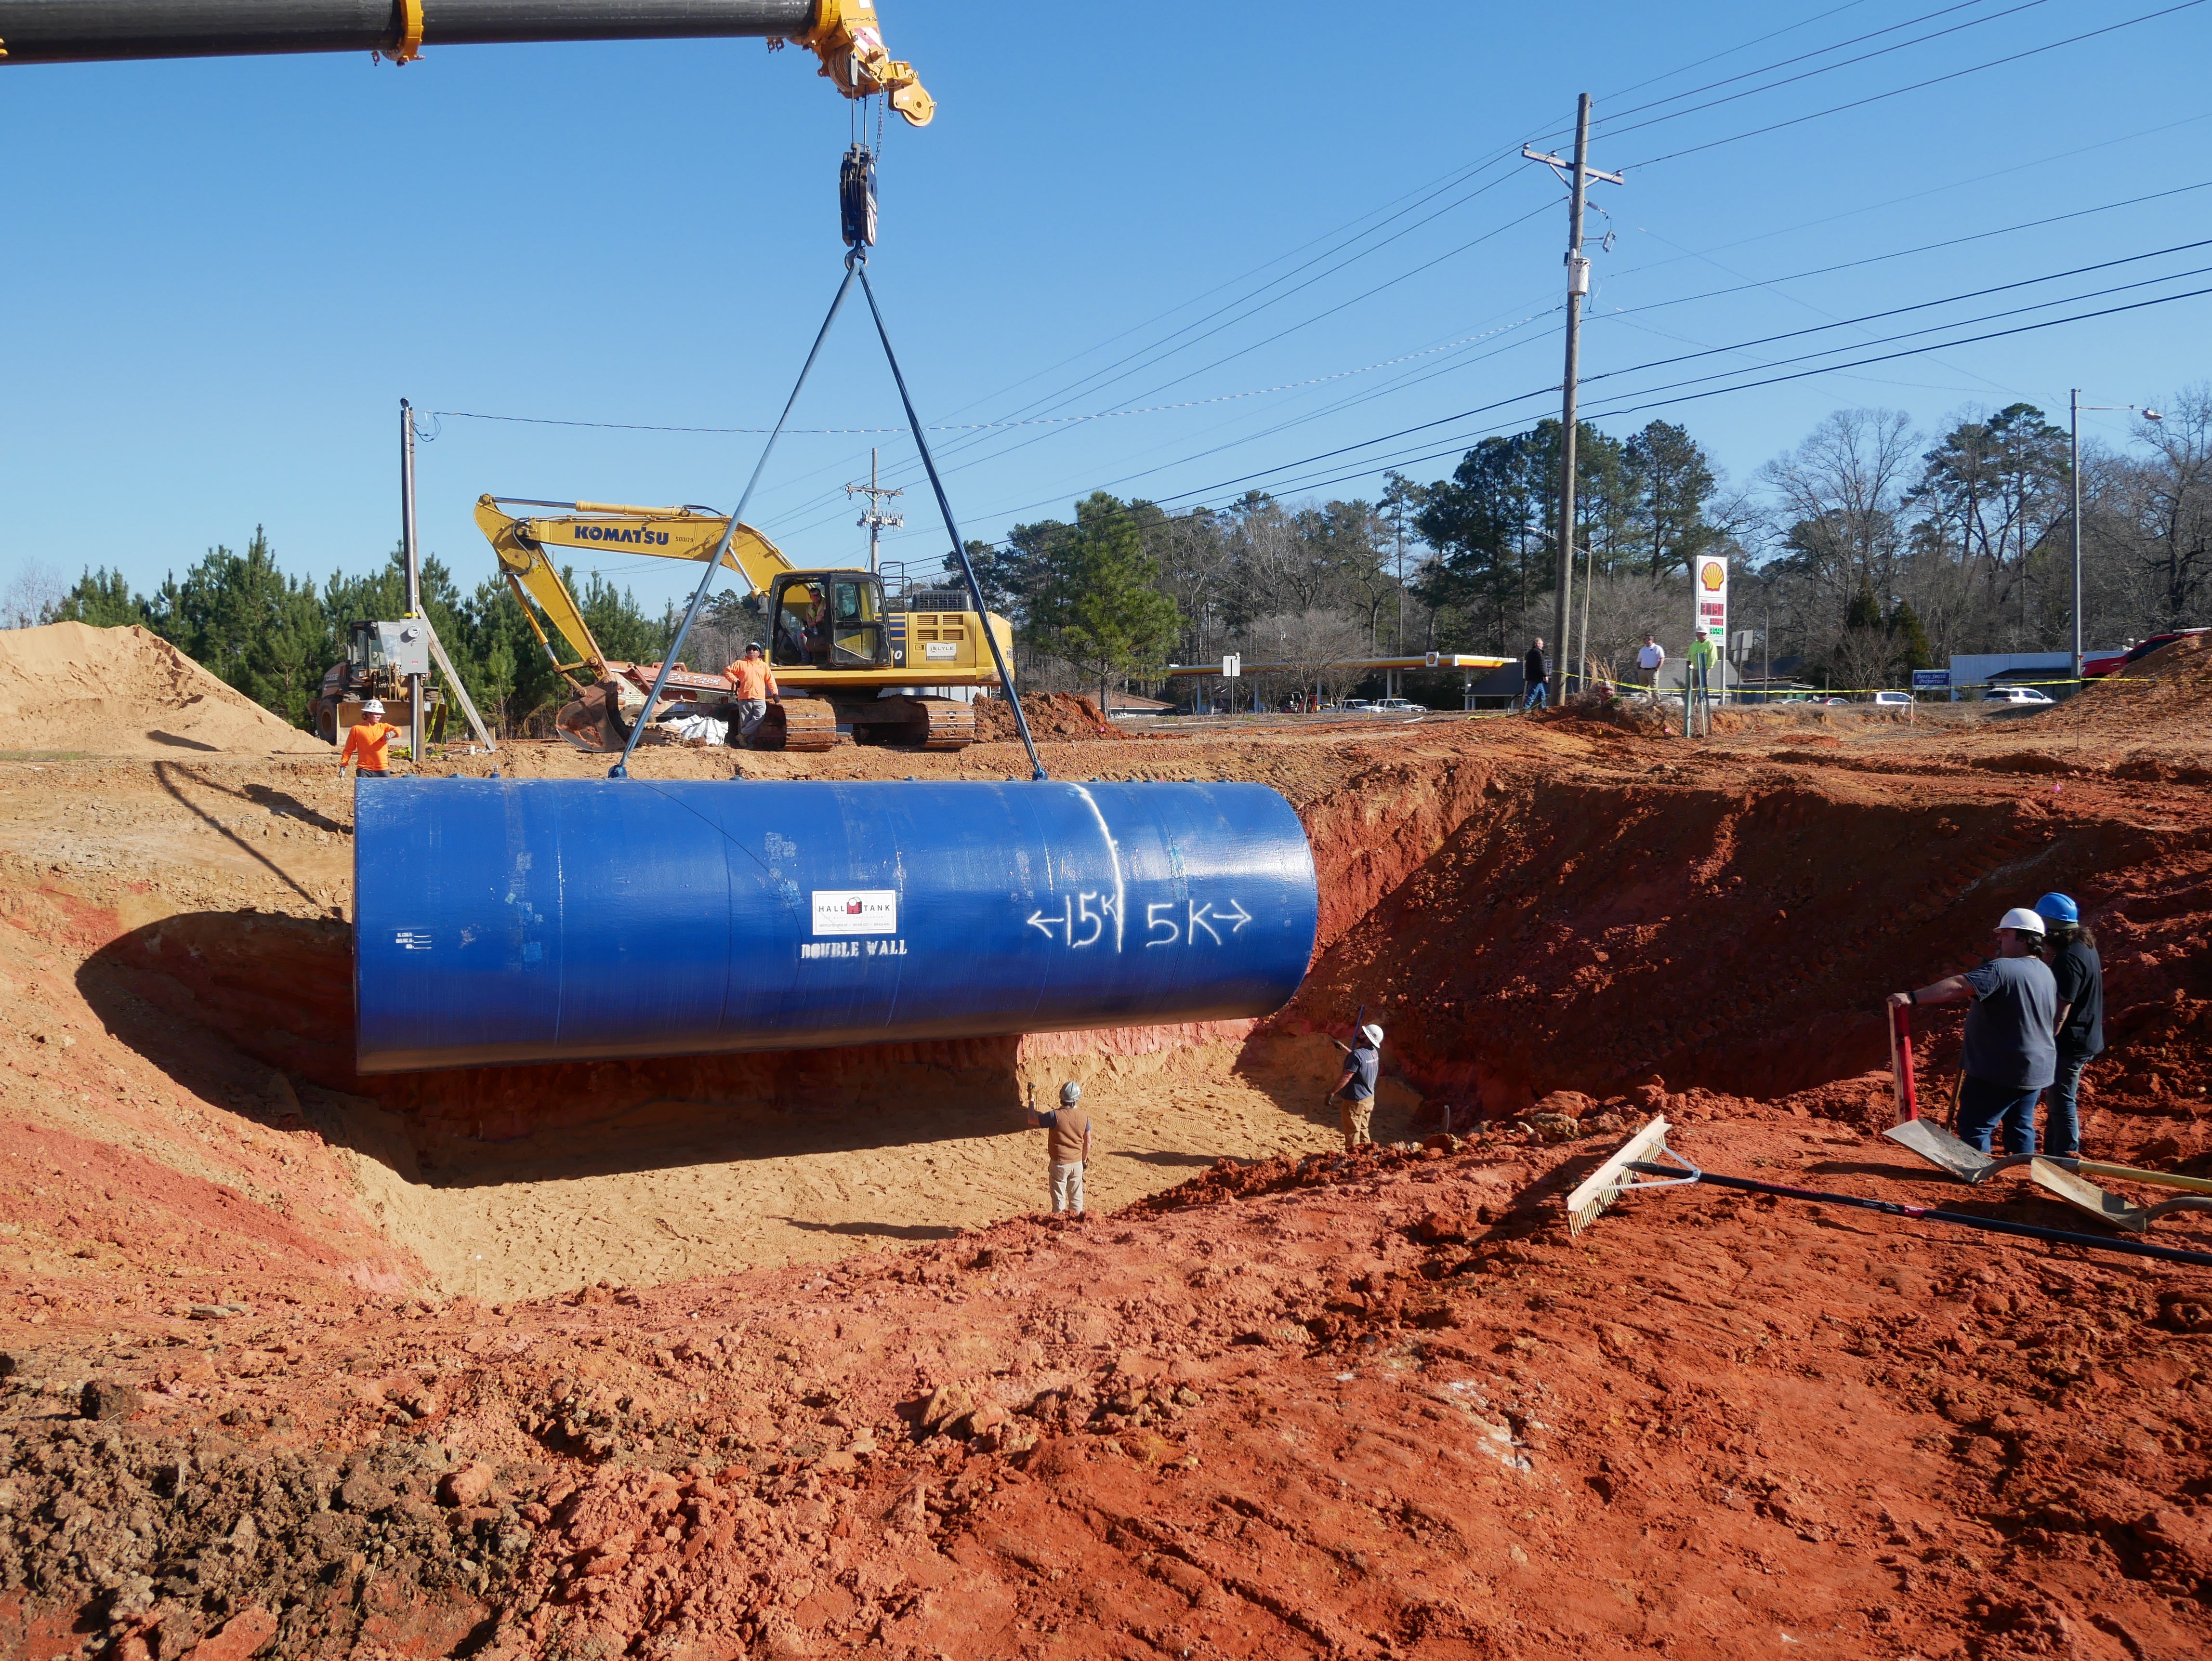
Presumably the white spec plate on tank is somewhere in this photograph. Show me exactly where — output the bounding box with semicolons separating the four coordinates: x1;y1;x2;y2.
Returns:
812;889;899;936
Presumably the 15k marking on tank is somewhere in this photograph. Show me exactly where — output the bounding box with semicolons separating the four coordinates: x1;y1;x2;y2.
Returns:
1025;896;1250;947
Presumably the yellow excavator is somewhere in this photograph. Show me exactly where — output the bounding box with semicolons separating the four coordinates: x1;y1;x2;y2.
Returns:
474;495;1013;753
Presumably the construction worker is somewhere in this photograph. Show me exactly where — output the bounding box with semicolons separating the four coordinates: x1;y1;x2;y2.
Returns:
1688;633;1717;707
1636;633;1666;692
340;699;399;778
1887;906;2057;1156
1328;1023;1385;1152
2037;892;2104;1158
1026;1081;1093;1216
1520;639;1550;712
724;642;779;747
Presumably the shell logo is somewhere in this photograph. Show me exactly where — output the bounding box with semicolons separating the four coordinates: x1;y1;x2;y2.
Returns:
1699;560;1727;592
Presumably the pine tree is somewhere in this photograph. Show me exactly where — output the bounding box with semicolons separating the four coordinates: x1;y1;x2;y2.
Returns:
1032;493;1184;708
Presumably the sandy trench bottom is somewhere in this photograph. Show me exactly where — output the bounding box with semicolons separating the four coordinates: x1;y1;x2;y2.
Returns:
337;1041;1426;1304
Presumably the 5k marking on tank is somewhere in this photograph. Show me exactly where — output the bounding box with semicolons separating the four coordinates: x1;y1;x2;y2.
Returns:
1025;895;1251;948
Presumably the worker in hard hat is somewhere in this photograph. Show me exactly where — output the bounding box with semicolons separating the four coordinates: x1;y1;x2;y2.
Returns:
2036;892;2103;1158
1327;1023;1386;1152
1887;906;2058;1156
723;642;779;748
1026;1081;1093;1216
340;699;399;778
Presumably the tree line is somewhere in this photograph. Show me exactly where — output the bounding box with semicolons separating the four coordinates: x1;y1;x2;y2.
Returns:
10;532;672;737
962;383;2212;702
4;384;2205;727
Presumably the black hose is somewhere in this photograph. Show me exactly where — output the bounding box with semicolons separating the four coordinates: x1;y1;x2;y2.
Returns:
1629;1162;2212;1270
0;0;815;65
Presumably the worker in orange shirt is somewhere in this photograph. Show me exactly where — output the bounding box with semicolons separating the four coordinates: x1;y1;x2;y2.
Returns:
340;699;400;778
724;642;779;747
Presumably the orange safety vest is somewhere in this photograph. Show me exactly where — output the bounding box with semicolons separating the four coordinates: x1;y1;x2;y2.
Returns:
342;721;398;771
726;658;778;701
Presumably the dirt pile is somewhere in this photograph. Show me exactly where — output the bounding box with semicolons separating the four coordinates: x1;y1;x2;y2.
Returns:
0;623;326;758
972;692;1126;743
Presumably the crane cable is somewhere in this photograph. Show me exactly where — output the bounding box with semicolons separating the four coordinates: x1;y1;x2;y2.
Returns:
628;135;1050;784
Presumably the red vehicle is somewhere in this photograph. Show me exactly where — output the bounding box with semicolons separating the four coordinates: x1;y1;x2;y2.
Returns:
2083;628;2207;678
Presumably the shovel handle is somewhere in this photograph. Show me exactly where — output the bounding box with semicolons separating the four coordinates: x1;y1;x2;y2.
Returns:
1890;1003;1919;1124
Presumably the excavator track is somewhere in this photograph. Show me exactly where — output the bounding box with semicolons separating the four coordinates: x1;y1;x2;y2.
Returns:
754;698;837;752
910;696;975;751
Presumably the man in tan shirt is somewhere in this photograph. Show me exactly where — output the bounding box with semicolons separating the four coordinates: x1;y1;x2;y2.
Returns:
1027;1081;1093;1215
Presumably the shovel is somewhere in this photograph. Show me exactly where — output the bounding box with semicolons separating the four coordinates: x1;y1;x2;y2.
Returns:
1884;1118;2212;1196
2027;1159;2212;1235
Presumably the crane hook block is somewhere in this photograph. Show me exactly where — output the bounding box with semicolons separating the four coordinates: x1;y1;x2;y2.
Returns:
841;144;878;249
353;778;1318;1072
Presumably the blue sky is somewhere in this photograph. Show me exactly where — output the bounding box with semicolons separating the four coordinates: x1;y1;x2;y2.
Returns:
3;0;2208;614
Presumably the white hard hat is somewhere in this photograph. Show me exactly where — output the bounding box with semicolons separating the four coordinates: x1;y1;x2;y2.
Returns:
1361;1024;1384;1047
360;700;385;716
1997;906;2046;934
1060;1081;1081;1105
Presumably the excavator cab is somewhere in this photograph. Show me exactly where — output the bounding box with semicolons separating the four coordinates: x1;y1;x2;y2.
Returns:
769;571;890;671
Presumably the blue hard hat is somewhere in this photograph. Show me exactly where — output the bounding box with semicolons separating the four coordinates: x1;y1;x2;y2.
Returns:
2034;892;2080;925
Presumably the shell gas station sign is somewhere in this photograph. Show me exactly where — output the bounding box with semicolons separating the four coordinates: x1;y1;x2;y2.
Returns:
1695;556;1728;655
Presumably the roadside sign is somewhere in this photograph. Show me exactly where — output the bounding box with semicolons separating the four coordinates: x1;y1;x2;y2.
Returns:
1911;669;1950;690
1695;557;1728;654
1425;651;1439;668
1222;653;1241;678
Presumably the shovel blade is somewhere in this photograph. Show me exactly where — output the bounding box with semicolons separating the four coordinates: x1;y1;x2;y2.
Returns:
1883;1118;2000;1185
2029;1159;2150;1234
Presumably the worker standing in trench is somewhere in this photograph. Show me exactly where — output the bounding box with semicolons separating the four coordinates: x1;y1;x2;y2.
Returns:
1026;1082;1093;1217
2037;892;2104;1159
1328;1024;1386;1152
1887;906;2058;1155
724;642;780;748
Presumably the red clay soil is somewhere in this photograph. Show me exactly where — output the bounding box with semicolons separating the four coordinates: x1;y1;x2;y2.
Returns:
973;695;1128;743
5;683;2212;1659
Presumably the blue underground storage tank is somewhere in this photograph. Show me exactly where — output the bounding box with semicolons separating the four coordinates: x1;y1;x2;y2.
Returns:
353;777;1318;1073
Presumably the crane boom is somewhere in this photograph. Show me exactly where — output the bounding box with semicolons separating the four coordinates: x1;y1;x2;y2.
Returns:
0;0;933;121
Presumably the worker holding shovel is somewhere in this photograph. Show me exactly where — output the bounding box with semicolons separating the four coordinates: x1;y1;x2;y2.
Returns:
1887;906;2058;1156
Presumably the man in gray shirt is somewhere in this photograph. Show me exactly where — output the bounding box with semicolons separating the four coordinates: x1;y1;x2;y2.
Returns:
1888;906;2058;1154
1327;1023;1384;1152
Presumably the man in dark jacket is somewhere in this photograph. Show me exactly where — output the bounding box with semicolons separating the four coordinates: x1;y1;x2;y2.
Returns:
1888;906;2059;1155
2036;891;2102;1157
1521;638;1551;712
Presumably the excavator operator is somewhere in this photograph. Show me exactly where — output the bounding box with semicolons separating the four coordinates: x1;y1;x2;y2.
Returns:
724;643;781;746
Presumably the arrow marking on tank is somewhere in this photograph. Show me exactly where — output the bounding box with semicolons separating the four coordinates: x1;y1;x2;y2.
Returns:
1219;899;1252;934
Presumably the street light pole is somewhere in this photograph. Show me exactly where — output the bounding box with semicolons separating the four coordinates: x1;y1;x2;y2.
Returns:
2070;391;2164;682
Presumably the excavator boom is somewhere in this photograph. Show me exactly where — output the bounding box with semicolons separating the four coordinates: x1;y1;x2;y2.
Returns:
0;0;934;122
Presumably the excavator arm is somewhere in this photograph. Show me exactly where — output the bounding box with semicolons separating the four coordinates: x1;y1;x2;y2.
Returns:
0;0;934;124
474;494;790;688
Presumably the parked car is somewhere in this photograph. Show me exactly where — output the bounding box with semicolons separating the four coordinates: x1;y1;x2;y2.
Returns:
1983;685;2054;706
1338;699;1374;712
2084;628;2206;677
1369;698;1429;715
1871;690;1914;706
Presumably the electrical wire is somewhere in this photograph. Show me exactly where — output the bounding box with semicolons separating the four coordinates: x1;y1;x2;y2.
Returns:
1626;0;2210;168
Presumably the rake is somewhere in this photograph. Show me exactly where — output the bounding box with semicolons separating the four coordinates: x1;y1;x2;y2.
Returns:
1566;1117;2212;1269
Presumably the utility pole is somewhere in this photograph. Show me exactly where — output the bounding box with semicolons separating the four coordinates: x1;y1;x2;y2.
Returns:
1527;99;1621;698
846;448;904;576
400;398;422;769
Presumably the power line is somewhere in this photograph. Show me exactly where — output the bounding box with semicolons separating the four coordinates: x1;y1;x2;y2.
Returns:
1627;0;2211;168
